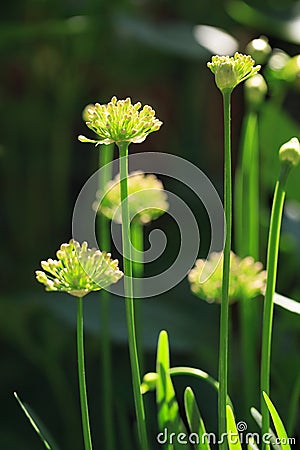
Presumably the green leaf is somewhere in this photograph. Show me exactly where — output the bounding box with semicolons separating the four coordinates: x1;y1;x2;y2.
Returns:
184;387;211;450
14;392;61;450
247;436;260;450
274;292;300;315
250;407;281;450
263;392;292;450
226;405;242;450
156;330;186;450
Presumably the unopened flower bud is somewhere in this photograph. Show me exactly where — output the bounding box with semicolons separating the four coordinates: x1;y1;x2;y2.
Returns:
279;137;300;167
244;74;267;109
140;372;158;394
246;36;272;65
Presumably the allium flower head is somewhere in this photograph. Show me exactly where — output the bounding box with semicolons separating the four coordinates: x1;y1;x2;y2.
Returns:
188;251;266;304
207;52;261;93
78;96;162;145
94;171;168;225
36;240;123;298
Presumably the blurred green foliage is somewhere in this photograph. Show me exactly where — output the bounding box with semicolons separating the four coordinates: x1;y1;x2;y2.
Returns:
1;1;300;449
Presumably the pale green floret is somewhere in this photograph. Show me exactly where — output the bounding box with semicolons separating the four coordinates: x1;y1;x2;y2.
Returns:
207;52;261;93
188;251;266;304
78;96;163;145
279;137;300;167
94;171;169;225
244;74;268;109
35;239;123;297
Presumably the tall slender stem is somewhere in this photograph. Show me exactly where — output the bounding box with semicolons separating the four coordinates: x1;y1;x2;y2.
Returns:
98;144;115;450
218;90;232;450
235;110;260;414
131;220;144;371
260;165;289;450
77;297;93;450
118;141;149;450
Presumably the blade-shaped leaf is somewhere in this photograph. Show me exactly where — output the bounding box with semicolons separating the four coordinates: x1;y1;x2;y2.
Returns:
156;330;186;450
184;387;211;450
14;392;61;450
226;405;242;450
247;436;260;450
263;392;292;450
274;292;300;315
250;407;281;450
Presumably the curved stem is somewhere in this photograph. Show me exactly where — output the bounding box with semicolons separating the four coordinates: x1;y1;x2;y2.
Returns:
118;141;149;450
169;366;233;408
219;90;232;450
98;143;115;450
77;297;93;450
260;164;290;450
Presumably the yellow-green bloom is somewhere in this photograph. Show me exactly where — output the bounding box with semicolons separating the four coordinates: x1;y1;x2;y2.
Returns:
36;240;123;298
188;251;266;304
94;171;169;225
78;96;162;145
207;52;261;93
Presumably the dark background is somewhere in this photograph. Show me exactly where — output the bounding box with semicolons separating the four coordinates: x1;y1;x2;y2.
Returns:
1;1;300;449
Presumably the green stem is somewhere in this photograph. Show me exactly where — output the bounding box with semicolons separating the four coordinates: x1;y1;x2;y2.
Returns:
98;143;115;450
235;110;260;415
131;220;144;370
77;297;93;450
287;372;300;436
260;164;290;450
118;141;149;450
219;90;232;450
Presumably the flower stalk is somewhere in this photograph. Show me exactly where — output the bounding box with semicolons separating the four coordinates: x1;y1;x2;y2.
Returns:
118;141;149;450
260;137;300;450
77;297;93;450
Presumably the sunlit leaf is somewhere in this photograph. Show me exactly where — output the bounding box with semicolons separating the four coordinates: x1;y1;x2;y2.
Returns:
184;387;211;450
263;392;292;450
14;393;61;450
226;405;242;450
250;407;281;450
274;292;300;314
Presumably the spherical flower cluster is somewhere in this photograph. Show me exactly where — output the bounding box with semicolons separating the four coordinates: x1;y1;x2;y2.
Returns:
207;52;261;93
188;251;266;304
36;240;123;298
78;96;162;145
94;171;169;225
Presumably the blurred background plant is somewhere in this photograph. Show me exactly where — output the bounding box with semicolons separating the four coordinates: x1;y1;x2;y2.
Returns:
1;0;300;449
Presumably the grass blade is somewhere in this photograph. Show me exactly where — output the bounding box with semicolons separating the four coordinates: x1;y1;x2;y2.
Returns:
14;392;61;450
226;405;242;450
250;407;281;450
273;292;300;315
184;387;211;450
247;436;260;450
263;392;292;450
156;330;186;449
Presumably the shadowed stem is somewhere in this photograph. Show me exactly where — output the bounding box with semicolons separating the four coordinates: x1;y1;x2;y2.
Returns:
235;110;260;414
219;89;232;450
98;143;115;450
77;297;93;450
118;141;149;450
260;164;290;450
131;220;144;371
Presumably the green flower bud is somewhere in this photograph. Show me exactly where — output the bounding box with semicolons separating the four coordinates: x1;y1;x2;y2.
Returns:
95;171;169;225
140;372;158;394
188;251;266;304
207;52;261;93
36;239;123;298
279;137;300;167
78;96;162;145
246;36;272;65
244;74;268;109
